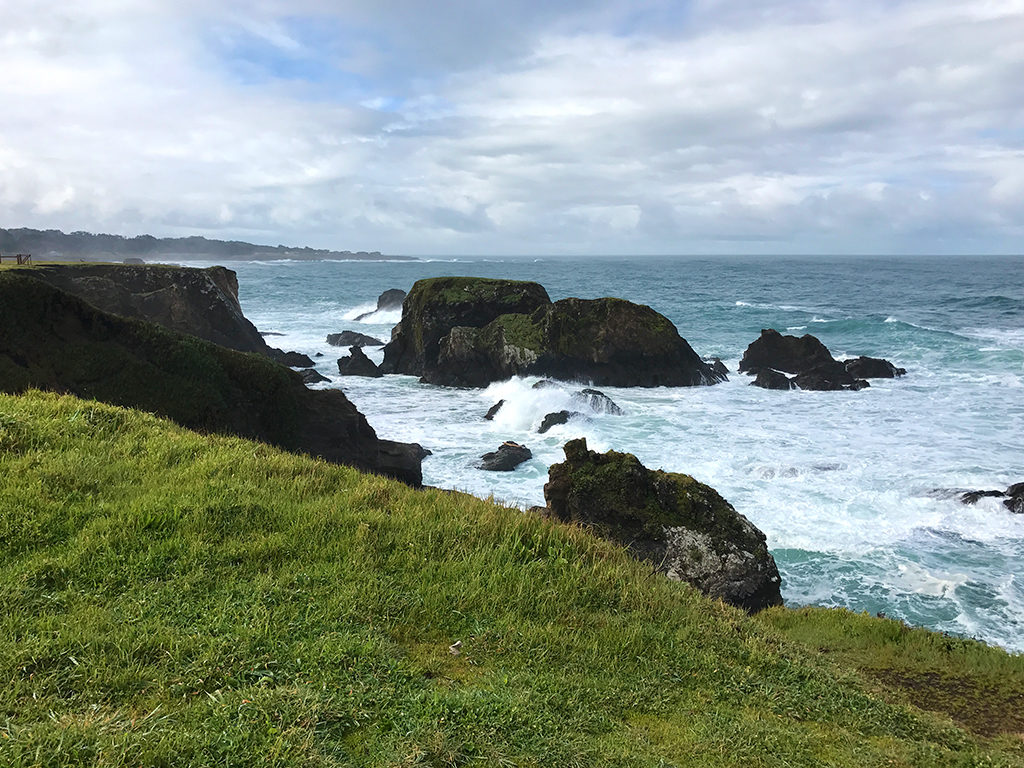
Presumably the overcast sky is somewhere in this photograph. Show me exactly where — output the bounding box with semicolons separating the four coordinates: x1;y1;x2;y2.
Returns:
1;0;1023;255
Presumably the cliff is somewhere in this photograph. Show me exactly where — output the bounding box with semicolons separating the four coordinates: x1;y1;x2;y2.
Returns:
0;272;422;484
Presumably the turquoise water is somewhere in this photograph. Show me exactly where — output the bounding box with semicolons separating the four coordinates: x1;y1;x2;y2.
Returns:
211;254;1023;651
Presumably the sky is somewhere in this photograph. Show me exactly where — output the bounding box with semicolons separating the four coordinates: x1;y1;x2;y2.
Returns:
1;0;1023;256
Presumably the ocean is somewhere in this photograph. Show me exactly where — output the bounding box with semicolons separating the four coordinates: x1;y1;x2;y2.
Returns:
211;254;1023;652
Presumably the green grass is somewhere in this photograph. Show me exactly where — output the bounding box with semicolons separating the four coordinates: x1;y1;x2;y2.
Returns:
1;391;1022;767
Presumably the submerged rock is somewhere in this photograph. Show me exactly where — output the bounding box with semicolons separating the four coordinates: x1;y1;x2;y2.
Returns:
538;410;579;433
337;346;382;378
478;442;532;471
572;388;624;415
543;438;782;612
327;330;384;347
355;288;407;321
960;483;1024;513
382;276;724;388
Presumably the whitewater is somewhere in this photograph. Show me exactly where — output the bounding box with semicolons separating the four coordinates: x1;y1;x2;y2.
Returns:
201;254;1022;652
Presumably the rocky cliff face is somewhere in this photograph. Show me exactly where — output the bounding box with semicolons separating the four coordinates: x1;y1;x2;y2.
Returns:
542;438;783;612
0;272;422;485
382;276;723;387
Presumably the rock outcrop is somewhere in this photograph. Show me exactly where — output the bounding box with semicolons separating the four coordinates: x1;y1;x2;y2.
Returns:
337;346;383;377
478;442;532;471
327;331;384;347
538;410;577;433
381;277;724;388
571;388;624;415
355;288;407;321
299;368;330;385
484;400;505;420
0;271;422;486
739;329;903;392
961;483;1024;514
21;263;313;367
542;438;782;612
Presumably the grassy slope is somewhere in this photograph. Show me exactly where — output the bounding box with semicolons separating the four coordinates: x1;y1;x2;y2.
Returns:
1;392;1021;767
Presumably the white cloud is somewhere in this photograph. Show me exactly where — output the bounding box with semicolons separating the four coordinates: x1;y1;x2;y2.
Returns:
0;0;1022;253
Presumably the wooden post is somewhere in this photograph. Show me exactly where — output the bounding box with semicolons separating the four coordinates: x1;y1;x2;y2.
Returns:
16;254;32;265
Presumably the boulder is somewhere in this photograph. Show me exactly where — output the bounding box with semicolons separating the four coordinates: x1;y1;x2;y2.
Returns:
0;272;422;486
484;400;505;420
355;288;407;321
961;490;1005;505
381;277;551;377
337;346;382;378
299;368;330;385
327;330;384;347
543;438;782;612
844;356;907;378
708;358;730;378
478;442;532;471
532;379;559;389
572;388;624;415
538;410;577;434
751;369;795;390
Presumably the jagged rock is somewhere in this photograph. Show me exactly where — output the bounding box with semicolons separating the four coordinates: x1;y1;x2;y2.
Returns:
960;483;1024;513
740;329;895;392
382;277;724;388
844;356;907;378
0;272;422;486
355;288;407;321
327;330;384;347
478;442;532;471
751;369;795;390
708;358;730;378
538;410;578;433
337;346;382;377
544;438;782;612
532;379;559;389
572;388;624;415
299;368;329;385
484;400;505;420
269;349;316;368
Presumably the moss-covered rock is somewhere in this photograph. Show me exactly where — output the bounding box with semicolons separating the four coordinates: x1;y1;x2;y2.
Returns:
0;273;422;485
380;277;551;378
543;438;783;612
384;277;723;387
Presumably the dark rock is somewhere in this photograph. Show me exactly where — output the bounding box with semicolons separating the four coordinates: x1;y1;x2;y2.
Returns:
792;369;847;391
484;400;505;420
844;356;907;378
355;288;407;321
532;379;560;389
314;352;324;358
381;277;551;378
268;349;316;368
848;379;871;391
337;346;382;378
572;388;624;415
544;438;782;612
382;277;724;388
751;369;795;390
709;358;729;378
260;331;284;337
961;490;1006;505
538;410;576;433
1005;483;1024;514
416;445;433;459
478;441;532;471
326;330;384;347
299;368;329;385
0;272;422;486
739;329;837;375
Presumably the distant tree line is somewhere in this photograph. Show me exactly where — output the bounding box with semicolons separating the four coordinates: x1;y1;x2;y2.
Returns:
0;227;406;261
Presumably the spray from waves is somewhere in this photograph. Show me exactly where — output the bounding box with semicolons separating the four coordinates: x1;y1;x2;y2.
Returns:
482;377;628;433
342;304;403;325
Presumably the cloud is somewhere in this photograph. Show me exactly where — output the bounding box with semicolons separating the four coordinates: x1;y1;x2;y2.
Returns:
0;0;1022;253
